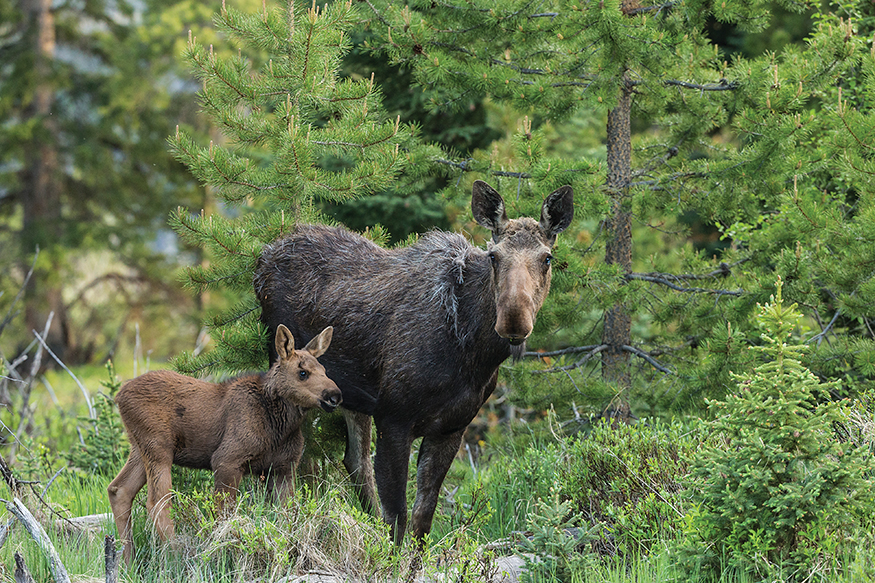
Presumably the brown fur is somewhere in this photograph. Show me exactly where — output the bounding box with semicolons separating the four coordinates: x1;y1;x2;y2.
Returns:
107;325;339;564
255;180;574;544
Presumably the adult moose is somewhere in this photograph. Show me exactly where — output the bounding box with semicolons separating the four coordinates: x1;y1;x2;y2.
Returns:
255;180;573;544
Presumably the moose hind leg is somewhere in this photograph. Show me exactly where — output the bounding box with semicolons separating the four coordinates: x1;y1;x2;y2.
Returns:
342;409;378;515
107;447;147;564
143;451;175;542
410;430;465;543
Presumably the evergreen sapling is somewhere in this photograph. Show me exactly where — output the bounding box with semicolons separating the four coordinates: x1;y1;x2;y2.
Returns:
678;279;874;581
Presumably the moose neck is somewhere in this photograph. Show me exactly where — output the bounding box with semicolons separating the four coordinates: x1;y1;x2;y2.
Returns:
457;249;519;367
257;379;306;440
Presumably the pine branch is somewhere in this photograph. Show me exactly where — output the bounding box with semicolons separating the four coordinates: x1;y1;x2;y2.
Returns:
624;2;677;15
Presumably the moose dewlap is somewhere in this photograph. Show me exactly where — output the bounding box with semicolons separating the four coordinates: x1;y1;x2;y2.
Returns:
107;324;339;564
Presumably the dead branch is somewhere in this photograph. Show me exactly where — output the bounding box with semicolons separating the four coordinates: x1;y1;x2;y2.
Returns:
626;271;743;296
621;344;672;374
14;552;36;583
4;497;71;583
533;344;609;373
105;535;119;583
31;326;94;419
524;345;603;359
0;248;39;339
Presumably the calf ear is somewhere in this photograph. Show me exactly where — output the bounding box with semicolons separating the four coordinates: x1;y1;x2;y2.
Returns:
303;326;333;358
539;185;574;245
275;324;296;361
472;180;508;240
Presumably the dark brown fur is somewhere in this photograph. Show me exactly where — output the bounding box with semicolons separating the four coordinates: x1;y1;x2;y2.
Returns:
255;181;573;544
107;325;339;563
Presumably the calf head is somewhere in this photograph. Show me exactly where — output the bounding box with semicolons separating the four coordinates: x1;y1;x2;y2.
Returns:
472;180;574;347
267;325;342;412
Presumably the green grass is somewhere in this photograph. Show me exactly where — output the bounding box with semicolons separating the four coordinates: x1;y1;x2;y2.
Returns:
0;363;873;582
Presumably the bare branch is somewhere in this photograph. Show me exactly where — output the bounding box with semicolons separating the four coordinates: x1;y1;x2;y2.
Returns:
32;326;94;419
525;345;604;359
626;270;744;296
621;344;672;374
533;344;609;373
664;79;739;91
809;309;841;347
4;497;71;583
0;248;39;339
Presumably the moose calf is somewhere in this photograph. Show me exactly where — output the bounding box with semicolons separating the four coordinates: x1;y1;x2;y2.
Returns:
107;324;340;563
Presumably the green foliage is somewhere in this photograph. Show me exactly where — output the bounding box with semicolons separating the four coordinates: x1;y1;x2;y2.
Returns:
676;280;875;581
520;494;597;582
170;0;442;375
62;361;128;477
0;0;212;362
478;416;698;563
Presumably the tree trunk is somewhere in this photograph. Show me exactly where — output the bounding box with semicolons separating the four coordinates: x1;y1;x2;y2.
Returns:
21;0;67;359
602;77;633;418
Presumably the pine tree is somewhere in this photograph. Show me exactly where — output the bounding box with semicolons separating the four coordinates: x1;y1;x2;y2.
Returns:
359;0;865;415
678;278;874;580
169;0;441;375
0;0;219;362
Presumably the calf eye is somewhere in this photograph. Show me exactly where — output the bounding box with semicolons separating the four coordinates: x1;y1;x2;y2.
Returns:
545;254;553;266
489;252;497;265
298;370;309;380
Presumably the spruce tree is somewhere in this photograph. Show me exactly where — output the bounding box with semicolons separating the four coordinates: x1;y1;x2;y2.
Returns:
169;0;440;374
678;278;874;580
359;0;865;415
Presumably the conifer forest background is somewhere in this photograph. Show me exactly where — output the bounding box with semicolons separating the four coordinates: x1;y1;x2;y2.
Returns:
2;0;875;581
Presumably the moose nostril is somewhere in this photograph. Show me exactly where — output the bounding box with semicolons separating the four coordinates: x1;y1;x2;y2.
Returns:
325;391;342;406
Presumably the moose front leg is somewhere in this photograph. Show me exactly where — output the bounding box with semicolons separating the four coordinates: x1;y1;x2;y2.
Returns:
374;423;414;545
410;430;465;544
342;408;379;515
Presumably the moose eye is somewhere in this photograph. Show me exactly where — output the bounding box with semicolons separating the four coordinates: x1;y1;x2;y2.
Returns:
544;254;553;267
298;370;309;380
488;252;497;265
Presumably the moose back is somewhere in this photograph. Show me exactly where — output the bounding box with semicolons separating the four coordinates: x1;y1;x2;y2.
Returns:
254;180;573;543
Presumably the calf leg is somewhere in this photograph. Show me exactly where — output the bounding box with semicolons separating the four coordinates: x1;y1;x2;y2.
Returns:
342;409;378;515
142;451;175;542
212;456;245;516
410;430;464;544
266;466;294;505
374;424;414;545
107;447;147;564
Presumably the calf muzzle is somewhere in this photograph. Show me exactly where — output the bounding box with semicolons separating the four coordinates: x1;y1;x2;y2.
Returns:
320;389;343;412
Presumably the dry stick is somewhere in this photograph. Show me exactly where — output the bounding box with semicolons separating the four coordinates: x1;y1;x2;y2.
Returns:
14;552;36;583
5;497;71;583
31;326;94;419
105;535;119;583
0;248;39;338
15;313;54;448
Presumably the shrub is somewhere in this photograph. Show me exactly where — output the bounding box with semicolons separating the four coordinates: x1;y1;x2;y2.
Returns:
676;279;875;581
478;414;698;568
62;360;127;477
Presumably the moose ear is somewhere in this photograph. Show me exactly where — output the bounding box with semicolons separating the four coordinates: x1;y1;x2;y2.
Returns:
471;180;508;240
539;185;574;245
303;326;333;358
275;324;296;361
